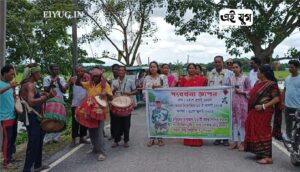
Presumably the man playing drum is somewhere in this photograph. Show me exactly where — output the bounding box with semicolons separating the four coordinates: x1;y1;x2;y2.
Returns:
73;66;112;161
20;63;56;172
43;64;68;144
111;66;137;148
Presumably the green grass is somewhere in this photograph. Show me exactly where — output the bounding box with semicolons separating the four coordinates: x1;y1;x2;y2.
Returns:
274;70;290;81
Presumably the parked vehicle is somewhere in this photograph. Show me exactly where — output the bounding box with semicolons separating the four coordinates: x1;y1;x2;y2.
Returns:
283;108;300;166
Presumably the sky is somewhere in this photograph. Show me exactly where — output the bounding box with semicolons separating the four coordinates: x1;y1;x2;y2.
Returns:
76;5;300;66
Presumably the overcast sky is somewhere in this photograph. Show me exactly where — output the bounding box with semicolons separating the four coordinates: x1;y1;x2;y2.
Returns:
77;6;300;66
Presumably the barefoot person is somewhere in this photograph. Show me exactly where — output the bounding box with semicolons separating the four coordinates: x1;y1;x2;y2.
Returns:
20;64;56;172
244;65;282;164
227;61;251;151
0;65;18;169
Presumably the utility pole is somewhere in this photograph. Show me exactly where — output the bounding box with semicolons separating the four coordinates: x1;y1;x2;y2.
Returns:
71;0;78;75
0;0;6;156
0;0;6;70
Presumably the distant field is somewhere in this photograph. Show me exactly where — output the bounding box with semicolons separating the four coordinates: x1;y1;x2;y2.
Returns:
274;71;290;81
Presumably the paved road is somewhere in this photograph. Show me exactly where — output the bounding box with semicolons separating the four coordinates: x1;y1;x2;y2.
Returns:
46;107;299;172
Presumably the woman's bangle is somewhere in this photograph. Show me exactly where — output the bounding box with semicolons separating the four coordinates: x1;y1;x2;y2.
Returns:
262;104;266;110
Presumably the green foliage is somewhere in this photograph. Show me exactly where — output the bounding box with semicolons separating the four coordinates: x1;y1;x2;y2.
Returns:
6;0;88;76
165;0;300;63
16;131;28;145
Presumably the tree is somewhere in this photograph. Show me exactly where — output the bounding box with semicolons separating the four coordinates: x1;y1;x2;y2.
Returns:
6;0;87;75
165;0;300;64
81;0;163;66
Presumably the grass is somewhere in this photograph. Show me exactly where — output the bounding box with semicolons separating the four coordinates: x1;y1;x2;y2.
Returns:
274;70;290;81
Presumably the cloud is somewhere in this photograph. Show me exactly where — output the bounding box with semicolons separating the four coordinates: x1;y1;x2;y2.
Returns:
77;7;300;66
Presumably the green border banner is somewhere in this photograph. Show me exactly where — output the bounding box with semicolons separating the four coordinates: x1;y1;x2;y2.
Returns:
146;86;232;139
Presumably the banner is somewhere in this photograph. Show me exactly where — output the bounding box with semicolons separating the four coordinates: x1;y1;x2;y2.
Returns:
146;86;232;139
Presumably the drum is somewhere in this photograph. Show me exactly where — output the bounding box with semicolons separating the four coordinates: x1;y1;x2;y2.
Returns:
41;96;67;133
95;96;107;107
75;96;106;128
110;96;134;116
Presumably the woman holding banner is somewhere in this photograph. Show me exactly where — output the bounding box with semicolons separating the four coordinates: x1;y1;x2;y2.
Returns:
179;63;207;146
161;64;177;87
227;61;251;151
244;65;282;164
144;61;168;147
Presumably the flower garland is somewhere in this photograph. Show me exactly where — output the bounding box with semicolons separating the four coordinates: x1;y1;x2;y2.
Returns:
210;70;225;86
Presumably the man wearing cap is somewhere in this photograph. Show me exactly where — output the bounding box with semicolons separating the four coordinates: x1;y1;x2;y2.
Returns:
151;97;169;134
20;63;56;172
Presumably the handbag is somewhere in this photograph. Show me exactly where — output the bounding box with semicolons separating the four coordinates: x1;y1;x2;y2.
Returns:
15;96;42;126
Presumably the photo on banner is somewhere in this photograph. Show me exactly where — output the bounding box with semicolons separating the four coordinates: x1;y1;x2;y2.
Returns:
146;87;233;139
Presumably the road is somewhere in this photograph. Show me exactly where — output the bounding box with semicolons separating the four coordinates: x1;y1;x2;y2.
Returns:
44;106;299;172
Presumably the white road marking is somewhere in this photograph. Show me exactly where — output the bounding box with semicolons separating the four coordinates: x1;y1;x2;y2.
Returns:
272;140;290;157
42;124;111;171
42;144;85;172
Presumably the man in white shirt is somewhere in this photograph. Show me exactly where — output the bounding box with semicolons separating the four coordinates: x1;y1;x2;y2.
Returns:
249;57;261;88
208;55;233;146
43;64;68;144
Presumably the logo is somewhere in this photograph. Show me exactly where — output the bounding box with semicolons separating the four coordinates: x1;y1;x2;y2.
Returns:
219;9;253;26
43;11;84;19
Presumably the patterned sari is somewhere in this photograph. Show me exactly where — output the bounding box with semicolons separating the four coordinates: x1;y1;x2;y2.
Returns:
244;80;282;158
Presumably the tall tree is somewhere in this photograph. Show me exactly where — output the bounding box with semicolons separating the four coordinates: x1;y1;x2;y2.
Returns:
6;0;87;75
81;0;162;66
165;0;300;64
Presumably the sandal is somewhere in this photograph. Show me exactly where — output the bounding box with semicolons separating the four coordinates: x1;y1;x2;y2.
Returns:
213;140;221;145
256;158;273;165
147;139;155;147
228;143;238;150
223;140;230;146
158;139;165;147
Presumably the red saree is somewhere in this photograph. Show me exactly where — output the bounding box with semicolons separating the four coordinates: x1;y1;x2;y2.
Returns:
179;76;207;146
244;80;282;158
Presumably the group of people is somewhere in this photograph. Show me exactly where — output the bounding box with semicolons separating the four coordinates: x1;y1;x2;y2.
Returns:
138;56;299;165
0;55;299;171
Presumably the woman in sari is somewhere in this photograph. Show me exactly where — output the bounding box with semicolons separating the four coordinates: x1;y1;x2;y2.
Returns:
244;65;282;164
161;64;177;87
144;61;168;147
228;61;251;151
179;63;207;146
